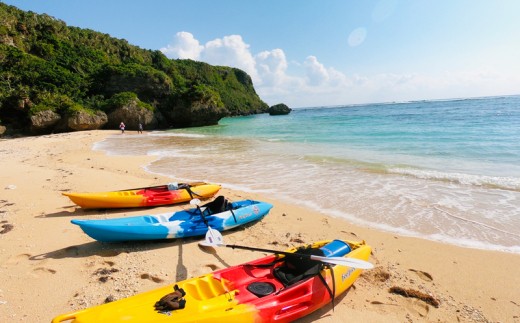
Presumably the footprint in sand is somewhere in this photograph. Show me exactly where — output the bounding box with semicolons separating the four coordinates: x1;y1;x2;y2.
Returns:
409;269;433;282
29;267;57;278
404;298;430;318
141;273;164;283
34;267;57;274
0;223;14;234
5;253;31;265
205;264;219;271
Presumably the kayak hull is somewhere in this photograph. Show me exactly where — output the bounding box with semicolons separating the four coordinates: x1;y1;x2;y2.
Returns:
71;199;273;242
62;183;221;209
51;240;371;323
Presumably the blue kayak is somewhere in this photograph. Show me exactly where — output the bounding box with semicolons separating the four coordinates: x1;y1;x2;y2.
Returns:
71;196;273;242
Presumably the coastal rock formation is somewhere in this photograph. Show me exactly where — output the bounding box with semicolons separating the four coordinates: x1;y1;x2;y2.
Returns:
107;100;157;130
30;110;62;132
268;103;292;115
166;96;228;128
67;110;108;131
0;3;269;136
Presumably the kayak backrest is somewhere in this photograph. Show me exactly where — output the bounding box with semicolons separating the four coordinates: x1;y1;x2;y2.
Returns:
274;247;325;286
202;196;229;215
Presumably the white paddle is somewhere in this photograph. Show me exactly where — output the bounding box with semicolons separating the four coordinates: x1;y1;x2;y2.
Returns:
199;227;374;269
191;199;223;245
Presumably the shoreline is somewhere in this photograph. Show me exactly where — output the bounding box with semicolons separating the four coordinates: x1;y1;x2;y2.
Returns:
1;130;519;322
97;127;520;254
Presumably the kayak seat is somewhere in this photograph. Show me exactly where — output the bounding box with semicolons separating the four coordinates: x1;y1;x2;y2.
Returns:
274;248;325;287
202;196;230;215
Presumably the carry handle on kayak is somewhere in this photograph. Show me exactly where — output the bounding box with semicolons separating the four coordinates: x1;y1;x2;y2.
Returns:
51;312;77;323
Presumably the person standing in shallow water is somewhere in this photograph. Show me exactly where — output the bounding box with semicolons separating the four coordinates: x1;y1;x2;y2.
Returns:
138;122;143;134
119;122;125;134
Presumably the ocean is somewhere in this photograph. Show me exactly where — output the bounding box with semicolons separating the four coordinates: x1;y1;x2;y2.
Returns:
94;95;520;254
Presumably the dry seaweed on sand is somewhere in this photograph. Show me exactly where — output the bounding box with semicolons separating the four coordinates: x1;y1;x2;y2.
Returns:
389;286;440;308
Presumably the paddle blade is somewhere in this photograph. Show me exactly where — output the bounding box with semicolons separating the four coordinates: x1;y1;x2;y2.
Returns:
190;198;201;206
198;227;224;247
310;255;374;269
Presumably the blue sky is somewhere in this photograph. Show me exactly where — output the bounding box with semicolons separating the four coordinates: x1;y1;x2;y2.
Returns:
4;0;520;108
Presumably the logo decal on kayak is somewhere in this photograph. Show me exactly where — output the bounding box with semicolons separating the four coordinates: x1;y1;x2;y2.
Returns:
237;206;260;220
342;268;355;282
238;212;252;220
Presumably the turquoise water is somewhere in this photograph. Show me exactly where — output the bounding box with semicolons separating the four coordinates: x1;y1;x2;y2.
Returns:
95;95;520;253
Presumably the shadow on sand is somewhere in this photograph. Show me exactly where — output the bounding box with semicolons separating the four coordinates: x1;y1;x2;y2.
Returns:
35;204;157;218
28;238;196;261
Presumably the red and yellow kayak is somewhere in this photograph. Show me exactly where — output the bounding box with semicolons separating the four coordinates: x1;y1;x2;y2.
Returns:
62;182;221;209
51;239;371;322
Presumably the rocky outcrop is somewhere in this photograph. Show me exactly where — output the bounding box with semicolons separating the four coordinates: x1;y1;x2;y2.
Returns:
67;110;108;131
166;97;228;128
106;100;157;131
30;110;62;132
29;109;108;134
268;103;292;115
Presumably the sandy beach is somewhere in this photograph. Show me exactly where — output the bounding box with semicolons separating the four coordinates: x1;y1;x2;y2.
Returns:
1;130;520;323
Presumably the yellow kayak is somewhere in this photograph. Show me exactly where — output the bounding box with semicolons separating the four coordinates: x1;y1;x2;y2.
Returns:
62;182;221;209
51;239;372;322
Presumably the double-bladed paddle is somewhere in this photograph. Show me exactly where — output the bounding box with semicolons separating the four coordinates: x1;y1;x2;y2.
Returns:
199;227;374;269
120;182;207;192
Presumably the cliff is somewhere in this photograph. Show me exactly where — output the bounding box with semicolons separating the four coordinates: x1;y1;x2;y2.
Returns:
0;3;269;136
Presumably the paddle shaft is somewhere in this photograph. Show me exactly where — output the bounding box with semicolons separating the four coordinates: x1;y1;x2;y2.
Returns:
122;182;206;192
225;243;312;257
222;243;373;268
222;244;356;266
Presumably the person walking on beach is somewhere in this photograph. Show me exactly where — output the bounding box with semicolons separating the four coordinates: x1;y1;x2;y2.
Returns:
119;121;125;134
138;122;143;134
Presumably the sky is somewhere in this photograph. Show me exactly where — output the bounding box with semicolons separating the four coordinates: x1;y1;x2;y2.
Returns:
3;0;520;108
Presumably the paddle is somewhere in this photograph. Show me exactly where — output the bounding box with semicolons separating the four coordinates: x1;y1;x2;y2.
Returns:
191;199;223;245
121;182;207;192
199;227;374;269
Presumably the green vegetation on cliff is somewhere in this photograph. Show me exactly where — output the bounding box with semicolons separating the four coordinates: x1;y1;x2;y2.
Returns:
0;3;268;134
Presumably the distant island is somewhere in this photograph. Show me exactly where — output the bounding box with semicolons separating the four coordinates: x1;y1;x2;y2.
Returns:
0;3;287;136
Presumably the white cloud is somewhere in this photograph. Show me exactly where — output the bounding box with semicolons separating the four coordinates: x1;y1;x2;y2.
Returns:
160;32;354;106
160;32;520;108
161;33;259;84
201;35;259;81
304;56;349;87
304;56;329;85
255;49;288;86
160;32;203;60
